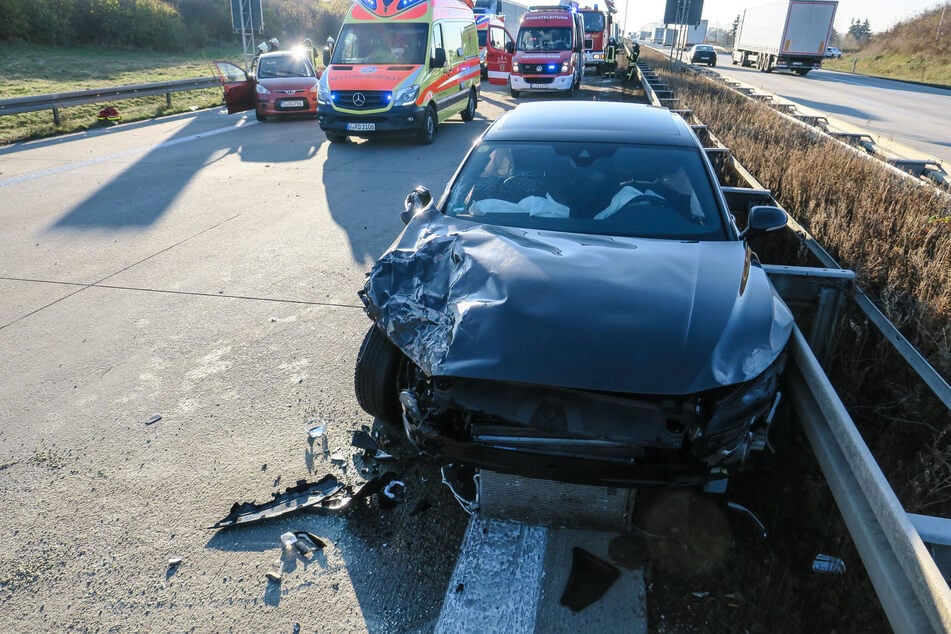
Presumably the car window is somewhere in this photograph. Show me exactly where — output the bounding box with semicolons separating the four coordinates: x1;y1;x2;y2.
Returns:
257;55;314;78
332;23;430;65
444;141;728;240
516;27;572;51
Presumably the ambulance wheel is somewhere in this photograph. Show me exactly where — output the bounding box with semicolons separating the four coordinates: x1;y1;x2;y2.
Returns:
416;106;437;145
460;89;476;121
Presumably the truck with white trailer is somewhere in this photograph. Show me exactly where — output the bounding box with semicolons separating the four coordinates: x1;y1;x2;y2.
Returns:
731;0;837;75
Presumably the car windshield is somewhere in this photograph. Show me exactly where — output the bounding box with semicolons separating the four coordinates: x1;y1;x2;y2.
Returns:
331;23;429;65
443;141;728;240
256;54;315;79
516;27;572;51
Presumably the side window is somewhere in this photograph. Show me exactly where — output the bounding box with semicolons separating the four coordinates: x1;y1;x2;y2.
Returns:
432;23;444;57
442;20;464;61
489;26;504;49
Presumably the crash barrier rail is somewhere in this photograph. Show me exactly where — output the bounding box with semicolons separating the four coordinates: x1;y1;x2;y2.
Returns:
634;59;951;633
0;77;220;125
690;65;949;187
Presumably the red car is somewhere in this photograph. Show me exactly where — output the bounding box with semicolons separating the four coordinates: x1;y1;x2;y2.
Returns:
215;51;320;122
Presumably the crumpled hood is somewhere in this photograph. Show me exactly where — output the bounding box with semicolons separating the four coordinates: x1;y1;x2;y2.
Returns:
363;209;793;394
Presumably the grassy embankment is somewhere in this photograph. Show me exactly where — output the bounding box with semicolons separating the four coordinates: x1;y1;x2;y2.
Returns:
0;43;241;145
824;6;951;85
639;46;950;632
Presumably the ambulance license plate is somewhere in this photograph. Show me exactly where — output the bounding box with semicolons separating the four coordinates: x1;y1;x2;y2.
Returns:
347;122;375;131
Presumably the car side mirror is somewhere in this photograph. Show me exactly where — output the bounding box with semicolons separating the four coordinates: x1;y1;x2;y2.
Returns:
401;186;433;224
431;47;447;68
505;41;515;54
739;205;787;239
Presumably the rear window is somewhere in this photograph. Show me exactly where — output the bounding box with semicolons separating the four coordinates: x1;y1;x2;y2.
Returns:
444;141;728;241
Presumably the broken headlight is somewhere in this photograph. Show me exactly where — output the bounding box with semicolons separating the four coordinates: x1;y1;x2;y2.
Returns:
691;353;786;466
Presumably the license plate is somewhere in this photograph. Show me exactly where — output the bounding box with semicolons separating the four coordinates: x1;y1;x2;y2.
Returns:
347;122;376;131
281;99;305;107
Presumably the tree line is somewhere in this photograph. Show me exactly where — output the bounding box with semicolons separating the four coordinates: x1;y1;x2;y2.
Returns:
0;0;350;52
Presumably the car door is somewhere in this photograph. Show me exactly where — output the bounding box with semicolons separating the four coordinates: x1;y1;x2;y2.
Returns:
213;61;255;114
486;24;514;85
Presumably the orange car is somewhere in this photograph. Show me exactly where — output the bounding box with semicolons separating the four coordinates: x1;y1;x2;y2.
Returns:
215;50;320;122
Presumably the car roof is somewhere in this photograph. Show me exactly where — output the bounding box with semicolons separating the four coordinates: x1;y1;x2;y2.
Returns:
484;102;699;146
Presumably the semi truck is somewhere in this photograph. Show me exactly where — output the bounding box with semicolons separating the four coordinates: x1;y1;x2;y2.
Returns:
731;0;837;75
474;0;531;29
680;19;707;47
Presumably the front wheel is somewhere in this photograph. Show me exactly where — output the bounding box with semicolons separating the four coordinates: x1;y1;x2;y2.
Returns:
255;110;266;122
354;325;403;426
416;105;437;145
460;89;476;121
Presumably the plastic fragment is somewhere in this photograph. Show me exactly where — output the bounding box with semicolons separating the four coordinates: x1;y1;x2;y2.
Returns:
812;553;846;574
294;531;327;551
306;419;326;439
266;559;284;582
167;557;182;567
146;415;162;425
209;474;343;529
351;430;379;453
280;532;298;549
559;547;620;612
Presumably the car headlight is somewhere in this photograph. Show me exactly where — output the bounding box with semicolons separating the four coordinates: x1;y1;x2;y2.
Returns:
561;61;569;73
255;84;271;95
393;85;419;106
317;79;331;104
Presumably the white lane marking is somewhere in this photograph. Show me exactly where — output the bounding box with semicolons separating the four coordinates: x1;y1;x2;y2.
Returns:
0;119;257;188
435;516;547;633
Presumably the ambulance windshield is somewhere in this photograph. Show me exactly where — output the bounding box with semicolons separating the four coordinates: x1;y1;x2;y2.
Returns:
332;23;429;65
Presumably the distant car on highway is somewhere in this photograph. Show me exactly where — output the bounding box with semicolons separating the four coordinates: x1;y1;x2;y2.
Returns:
214;51;320;122
355;101;793;487
825;46;842;59
689;44;717;66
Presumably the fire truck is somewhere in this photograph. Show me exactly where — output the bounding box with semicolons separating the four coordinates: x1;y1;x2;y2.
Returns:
578;2;615;75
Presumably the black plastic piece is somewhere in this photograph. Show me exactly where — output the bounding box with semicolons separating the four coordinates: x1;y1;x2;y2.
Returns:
559;547;620;612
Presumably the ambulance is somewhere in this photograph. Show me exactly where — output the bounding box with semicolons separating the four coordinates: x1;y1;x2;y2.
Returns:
474;12;515;84
317;0;481;144
508;4;585;98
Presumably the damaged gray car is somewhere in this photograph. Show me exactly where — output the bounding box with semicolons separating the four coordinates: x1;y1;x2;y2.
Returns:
355;102;793;487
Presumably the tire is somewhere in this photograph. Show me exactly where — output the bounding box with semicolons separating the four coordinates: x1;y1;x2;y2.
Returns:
510;87;519;98
794;69;809;76
460;89;476;121
710;60;716;67
255;110;266;122
325;132;347;143
354;325;403;425
566;80;575;98
416;105;437;145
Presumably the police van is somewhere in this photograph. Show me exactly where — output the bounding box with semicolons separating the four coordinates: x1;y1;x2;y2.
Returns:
317;0;481;144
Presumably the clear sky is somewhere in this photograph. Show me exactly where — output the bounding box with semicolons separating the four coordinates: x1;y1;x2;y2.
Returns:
614;0;948;35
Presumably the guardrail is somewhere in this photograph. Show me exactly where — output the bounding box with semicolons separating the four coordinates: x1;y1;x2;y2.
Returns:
0;77;220;125
634;58;951;632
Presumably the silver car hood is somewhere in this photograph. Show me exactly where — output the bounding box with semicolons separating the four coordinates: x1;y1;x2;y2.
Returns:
363;209;793;394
